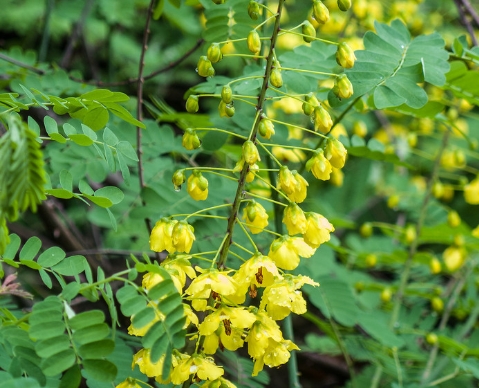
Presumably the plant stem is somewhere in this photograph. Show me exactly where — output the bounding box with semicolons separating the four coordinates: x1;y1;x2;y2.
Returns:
216;0;286;269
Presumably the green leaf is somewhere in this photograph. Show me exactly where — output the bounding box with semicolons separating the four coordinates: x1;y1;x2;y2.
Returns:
41;349;76;376
131;307;156;329
29;321;66;340
37;246;66;267
347;19;449;109
83;107;109;131
51;255;87;276
94;186;124;205
78;339;115;359
117;141;139;161
19;237;41;261
82;359;117;382
59;170;73;192
154;0;165;18
103;127;119;146
357;312;404;347
45;188;74;199
104;102;145;128
61;282;81;301
35;336;71;358
59;365;81;388
69;134;95;146
3;234;21;260
120;295;147;316
72;323;110;345
69;310;106;330
39;269;52;288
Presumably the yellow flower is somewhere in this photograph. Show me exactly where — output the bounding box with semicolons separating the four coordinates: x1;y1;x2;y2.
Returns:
464;178;479;204
336;42;356;68
128;301;163;337
268;235;315;270
233;253;282;299
334;74;354;99
116;378;141;388
325;138;347;168
260;275;318;319
305;149;332;181
162;254;197;290
201;377;237;388
472;225;479;238
312;105;333;133
290;171;308;203
443;246;466;272
150;218;177;253
303;212;335;248
132;349;167;379
282;203;307;235
246;163;259;182
245;310;283;360
171;221;195;253
243;200;269;234
252;338;299;376
330;167;344;186
171;354;224;385
185;268;238;311
187;171;208;201
272;146;306;163
429;257;441;274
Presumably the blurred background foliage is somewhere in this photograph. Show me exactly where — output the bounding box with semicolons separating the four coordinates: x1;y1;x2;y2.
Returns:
1;0;479;387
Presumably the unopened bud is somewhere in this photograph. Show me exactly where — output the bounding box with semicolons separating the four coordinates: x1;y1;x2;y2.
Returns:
172;169;186;190
248;0;260;20
353;121;367;138
186;95;199;113
243;140;261;165
312;0;329;24
313;105;333;133
221;85;233;104
334;74;354;99
270;68;283;88
247;30;261;54
336;42;356;69
258;118;275;139
448;210;461;228
182;128;201;150
405;225;416;244
197;56;215;77
302;21;316;43
207;43;223;63
337;0;352;11
360;222;373;237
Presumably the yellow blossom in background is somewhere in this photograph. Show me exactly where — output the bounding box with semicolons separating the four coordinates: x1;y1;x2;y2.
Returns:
303;212;335;248
150;218;177;253
268;235;315;270
443;246;466;272
430;257;441;274
283;203;307;235
330;167;344;186
330;123;347;138
243;200;269;234
473;225;479;239
272;146;306;163
464;178;479;204
272;96;303;114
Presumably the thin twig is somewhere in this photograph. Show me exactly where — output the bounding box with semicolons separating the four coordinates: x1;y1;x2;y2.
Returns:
461;0;479;27
454;0;478;46
60;0;95;69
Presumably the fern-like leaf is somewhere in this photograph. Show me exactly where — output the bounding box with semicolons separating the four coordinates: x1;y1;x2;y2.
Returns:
347;19;450;109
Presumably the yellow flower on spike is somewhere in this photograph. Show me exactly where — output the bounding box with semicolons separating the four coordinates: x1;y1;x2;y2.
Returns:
303;212;335;248
443;246;466;272
305;149;332;181
282;203;307;235
325;137;347;169
243;200;269;234
171;354;224;385
289;171;309;203
132;349;168;379
201;377;237;388
187;171;209;201
116;378;141;388
268;235;315;270
172;221;195;253
252;338;299;376
245;310;283;360
150;218;177;253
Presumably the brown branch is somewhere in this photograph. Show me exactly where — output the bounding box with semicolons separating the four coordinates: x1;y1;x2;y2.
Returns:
461;0;479;27
454;0;478;46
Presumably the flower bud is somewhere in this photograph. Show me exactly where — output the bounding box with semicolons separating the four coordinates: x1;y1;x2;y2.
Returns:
325;138;347;168
247;30;261;54
305;92;320;107
243;200;269;234
365;254;377;267
380;288;392;302
258;118;275;139
290;171;308;203
313;105;333;133
187;171;208;201
330;167;343;186
431;297;444;313
248;0;260;20
303;212;334;248
334;74;354;99
221;85;233;104
336;42;356;69
302;21;316;43
150;218;177;253
243;140;261;165
443;246;466;272
302;102;313;116
404;224;416;244
225;103;235;117
246;163;259;182
283;203;307;235
312;0;329;24
182;128;201;150
426;333;438;345
172;220;195;253
360;222;373;237
270;68;283;88
278;166;296;195
305;149;332;180
197;56;215;77
464;177;479;204
430;257;441;274
186;95;199;113
337;0;352;11
207;43;223;63
172;169;186;191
